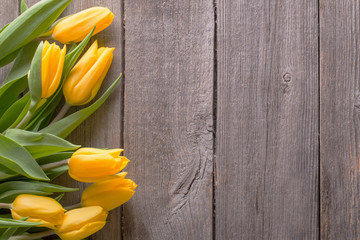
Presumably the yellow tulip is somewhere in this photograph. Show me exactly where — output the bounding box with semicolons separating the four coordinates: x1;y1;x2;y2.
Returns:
11;194;65;229
41;41;66;99
82;172;137;211
52;7;114;44
56;206;108;240
68;148;129;182
62;41;114;105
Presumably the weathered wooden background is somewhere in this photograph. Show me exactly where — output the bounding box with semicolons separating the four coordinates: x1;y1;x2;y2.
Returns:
2;0;359;239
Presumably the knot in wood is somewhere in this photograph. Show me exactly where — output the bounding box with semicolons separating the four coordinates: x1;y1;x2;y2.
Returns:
282;72;292;82
354;93;360;111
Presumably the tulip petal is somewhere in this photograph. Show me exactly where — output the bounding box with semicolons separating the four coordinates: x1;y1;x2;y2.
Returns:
47;45;66;97
68;148;127;182
89;48;114;102
57;206;107;232
82;187;135;211
57;221;106;240
71;48;114;105
52;7;114;44
67;41;98;87
41;41;51;98
116;156;129;172
56;206;108;240
11;194;65;229
72;147;124;157
69;153;121;178
81;174;137;211
41;41;66;99
106;148;123;157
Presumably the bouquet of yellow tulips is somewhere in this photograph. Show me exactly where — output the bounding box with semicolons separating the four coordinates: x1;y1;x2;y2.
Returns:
0;0;136;239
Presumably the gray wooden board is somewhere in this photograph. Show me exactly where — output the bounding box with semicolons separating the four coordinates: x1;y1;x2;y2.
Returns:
215;1;319;239
320;0;360;239
123;0;214;239
26;0;124;239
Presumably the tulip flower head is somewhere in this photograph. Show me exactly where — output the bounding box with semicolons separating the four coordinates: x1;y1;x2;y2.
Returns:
52;7;114;44
68;147;129;182
41;41;66;100
56;206;108;240
11;194;66;229
63;41;114;106
82;172;137;211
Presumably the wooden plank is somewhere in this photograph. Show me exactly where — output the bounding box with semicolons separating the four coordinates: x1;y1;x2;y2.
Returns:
0;1;19;80
320;1;360;239
26;0;124;239
123;0;214;239
215;1;319;239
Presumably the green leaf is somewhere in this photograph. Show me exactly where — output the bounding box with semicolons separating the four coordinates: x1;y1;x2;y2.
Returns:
25;112;53;132
12;226;30;237
0;77;27;119
4;41;38;84
20;0;28;13
0;181;77;203
0;24;9;35
0;42;35;112
0;218;40;228
0;134;48;181
0;168;18;182
0;218;28;240
0;152;74;182
0;226;17;240
45;165;68;180
40;74;122;138
0;94;30;133
28;42;43;114
4;129;80;159
0;217;30;239
0;49;20;68
9;97;30;130
54;193;64;202
36;112;54;131
0;0;72;63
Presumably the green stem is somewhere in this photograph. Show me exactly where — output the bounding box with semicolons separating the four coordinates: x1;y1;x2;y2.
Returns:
40;159;69;171
9;230;55;240
15;111;31;129
64;202;81;210
0;203;11;209
33;36;52;41
50;103;71;124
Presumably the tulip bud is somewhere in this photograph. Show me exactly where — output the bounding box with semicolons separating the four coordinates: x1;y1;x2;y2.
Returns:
62;41;114;106
68;148;129;182
11;194;65;229
56;206;108;240
82;172;137;211
52;7;114;44
41;41;66;99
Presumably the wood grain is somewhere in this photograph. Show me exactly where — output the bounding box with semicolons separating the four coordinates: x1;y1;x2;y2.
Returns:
26;0;124;239
123;0;214;239
320;1;360;239
215;1;319;239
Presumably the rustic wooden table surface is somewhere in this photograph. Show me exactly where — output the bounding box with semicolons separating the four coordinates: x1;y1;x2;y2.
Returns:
1;0;357;239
